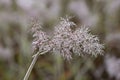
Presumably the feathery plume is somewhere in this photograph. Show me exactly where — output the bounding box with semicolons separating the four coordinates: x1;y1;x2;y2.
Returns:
31;17;104;60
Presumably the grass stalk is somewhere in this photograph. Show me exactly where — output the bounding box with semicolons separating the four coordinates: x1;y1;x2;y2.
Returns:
23;51;47;80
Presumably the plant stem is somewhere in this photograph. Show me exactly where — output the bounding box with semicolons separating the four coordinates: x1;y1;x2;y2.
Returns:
23;51;47;80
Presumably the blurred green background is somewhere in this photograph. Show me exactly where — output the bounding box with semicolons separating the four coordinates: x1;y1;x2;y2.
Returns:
0;0;120;80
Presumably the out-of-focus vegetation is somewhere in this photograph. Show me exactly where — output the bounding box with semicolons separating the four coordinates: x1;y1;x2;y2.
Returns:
0;0;120;80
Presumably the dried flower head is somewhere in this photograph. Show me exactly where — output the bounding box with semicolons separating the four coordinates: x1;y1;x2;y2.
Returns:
31;18;50;53
51;16;75;60
72;26;104;57
31;17;104;60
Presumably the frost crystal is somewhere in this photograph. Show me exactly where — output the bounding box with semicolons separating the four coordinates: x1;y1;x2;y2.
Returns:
31;17;104;60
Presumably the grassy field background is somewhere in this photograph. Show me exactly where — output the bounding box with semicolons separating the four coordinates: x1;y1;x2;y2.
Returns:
0;0;120;80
